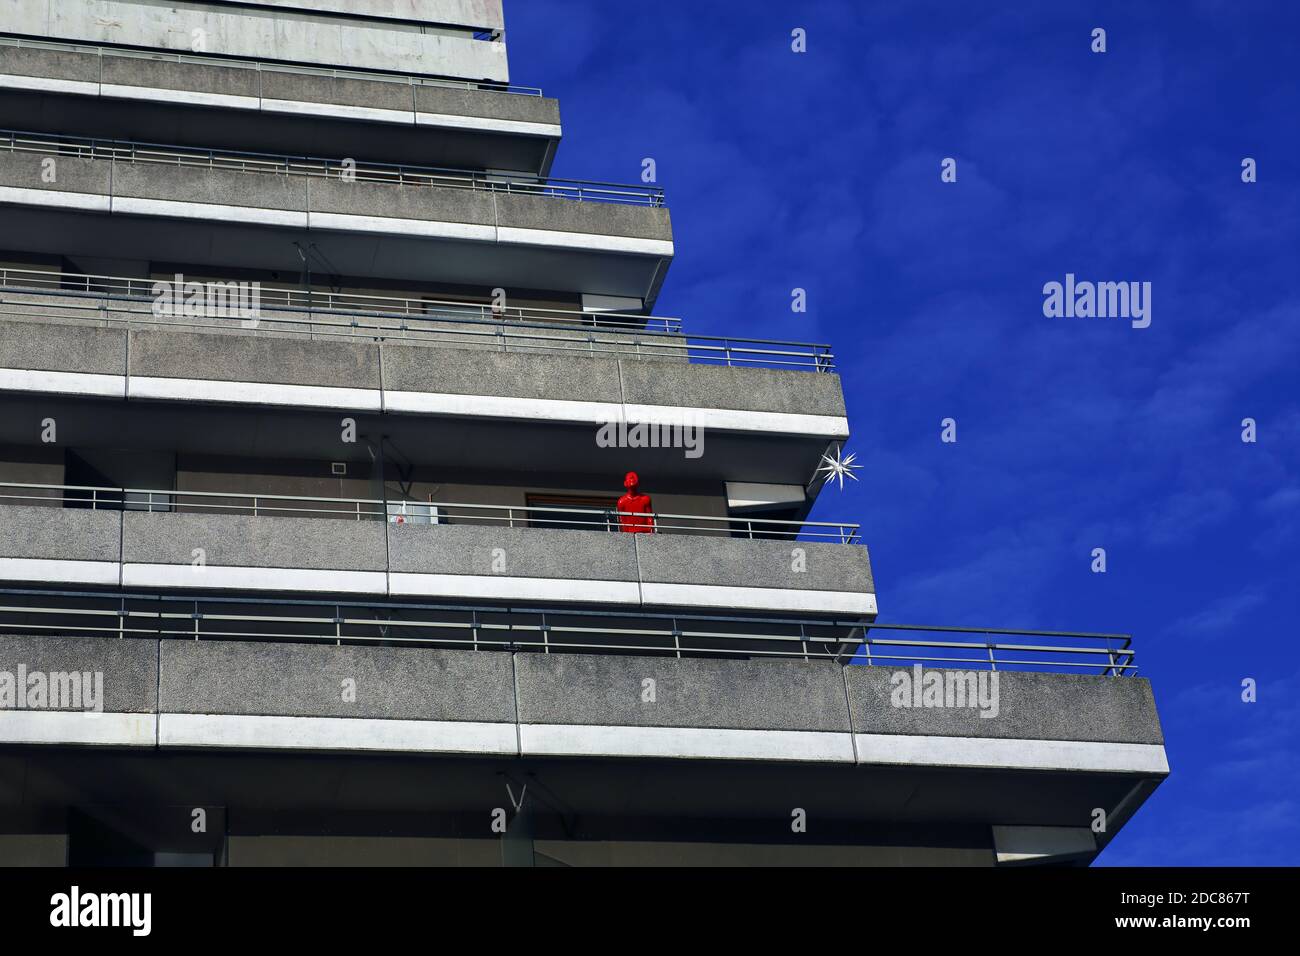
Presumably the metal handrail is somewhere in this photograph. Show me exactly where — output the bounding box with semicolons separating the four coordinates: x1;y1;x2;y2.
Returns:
0;269;838;372
0;266;683;333
0;33;544;95
0;128;664;206
0;482;862;543
0;586;1136;674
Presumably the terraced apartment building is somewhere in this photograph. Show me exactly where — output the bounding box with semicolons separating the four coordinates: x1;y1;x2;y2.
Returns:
0;0;1166;866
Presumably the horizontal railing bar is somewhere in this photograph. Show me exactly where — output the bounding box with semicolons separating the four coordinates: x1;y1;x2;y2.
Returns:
0;268;682;331
0;586;1132;673
0;127;660;204
864;623;1132;641
0;272;837;371
0;482;860;540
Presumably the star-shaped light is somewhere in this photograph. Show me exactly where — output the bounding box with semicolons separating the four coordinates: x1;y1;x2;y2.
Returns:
815;443;861;491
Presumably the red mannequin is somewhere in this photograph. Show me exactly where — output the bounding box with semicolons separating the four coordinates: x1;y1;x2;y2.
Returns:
617;471;654;533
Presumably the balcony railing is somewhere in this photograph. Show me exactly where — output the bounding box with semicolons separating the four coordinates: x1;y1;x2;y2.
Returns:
0;34;546;96
0;128;665;206
0;482;861;543
0;266;681;331
0;587;1137;674
0;268;838;372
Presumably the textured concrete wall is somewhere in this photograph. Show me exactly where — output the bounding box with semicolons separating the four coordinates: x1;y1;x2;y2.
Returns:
388;523;639;580
415;85;560;124
0;151;110;197
232;1;506;30
261;70;413;114
158;639;515;722
308;177;494;226
0;0;509;81
0;635;157;713
0;44;99;84
0;42;558;134
636;536;873;594
381;345;623;403
128;327;381;389
620;362;847;417
0;320;126;375
843;666;1165;744
0;637;1166;766
515;653;852;732
121;512;387;571
0;505;121;563
495;193;673;241
101;54;260;100
3;151;669;241
111;162;307;213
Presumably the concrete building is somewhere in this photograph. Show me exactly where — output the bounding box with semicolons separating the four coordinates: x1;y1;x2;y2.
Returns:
0;0;1166;866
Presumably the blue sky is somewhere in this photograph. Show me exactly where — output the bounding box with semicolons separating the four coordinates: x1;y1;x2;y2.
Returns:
507;1;1300;865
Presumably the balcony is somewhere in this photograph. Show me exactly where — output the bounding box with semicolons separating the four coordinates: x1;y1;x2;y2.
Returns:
0;592;1165;864
0;273;845;486
0;129;672;308
0;37;562;173
0;483;873;615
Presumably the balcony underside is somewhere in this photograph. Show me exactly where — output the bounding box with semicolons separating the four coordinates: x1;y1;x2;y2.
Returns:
0;747;1158;865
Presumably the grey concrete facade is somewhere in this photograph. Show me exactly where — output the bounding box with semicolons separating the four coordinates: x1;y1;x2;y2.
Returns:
158;639;515;722
0;635;1168;771
843;666;1165;745
0;0;510;81
0;504;875;610
0;504;121;565
387;523;639;582
0;634;157;713
121;511;389;572
514;654;852;733
0;147;665;243
0;315;844;429
636;535;873;594
0;42;562;173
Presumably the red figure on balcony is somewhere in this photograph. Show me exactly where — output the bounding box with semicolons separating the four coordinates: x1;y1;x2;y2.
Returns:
617;471;655;533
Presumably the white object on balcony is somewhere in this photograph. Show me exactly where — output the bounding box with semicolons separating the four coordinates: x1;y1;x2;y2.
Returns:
725;482;805;511
387;502;438;525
